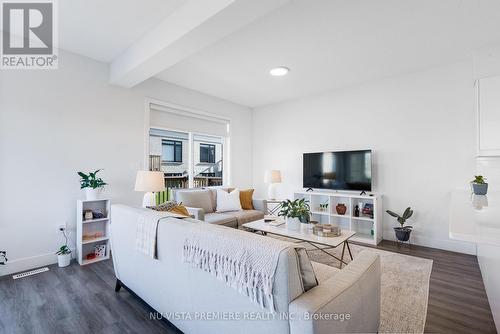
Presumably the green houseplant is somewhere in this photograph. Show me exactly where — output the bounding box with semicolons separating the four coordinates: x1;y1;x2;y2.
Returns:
386;207;414;242
78;169;107;200
279;198;311;230
56;245;71;267
471;175;488;195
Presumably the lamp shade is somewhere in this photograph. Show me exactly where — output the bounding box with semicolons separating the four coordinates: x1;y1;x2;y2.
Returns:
134;171;165;192
265;170;282;184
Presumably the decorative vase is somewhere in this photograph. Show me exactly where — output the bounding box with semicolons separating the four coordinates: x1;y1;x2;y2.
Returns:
85;187;102;200
336;203;347;215
472;183;488;195
286;217;301;230
57;253;71;267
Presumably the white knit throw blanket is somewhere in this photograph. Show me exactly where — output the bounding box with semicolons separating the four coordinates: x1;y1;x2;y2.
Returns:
136;210;187;259
183;223;299;312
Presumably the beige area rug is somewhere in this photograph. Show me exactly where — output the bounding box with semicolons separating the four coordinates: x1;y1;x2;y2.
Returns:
278;237;433;333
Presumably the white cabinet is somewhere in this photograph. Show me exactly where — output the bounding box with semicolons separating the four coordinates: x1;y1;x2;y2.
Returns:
294;191;382;245
477;76;500;156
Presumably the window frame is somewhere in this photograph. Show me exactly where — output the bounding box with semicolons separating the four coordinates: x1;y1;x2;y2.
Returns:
199;143;216;164
162;139;183;163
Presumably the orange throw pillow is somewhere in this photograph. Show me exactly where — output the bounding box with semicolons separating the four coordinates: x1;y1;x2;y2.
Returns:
239;189;254;210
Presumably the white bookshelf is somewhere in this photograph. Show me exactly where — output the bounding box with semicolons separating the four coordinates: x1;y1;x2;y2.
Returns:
76;199;111;265
294;191;383;245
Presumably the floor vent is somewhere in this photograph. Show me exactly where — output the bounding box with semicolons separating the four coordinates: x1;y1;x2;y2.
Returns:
12;267;49;280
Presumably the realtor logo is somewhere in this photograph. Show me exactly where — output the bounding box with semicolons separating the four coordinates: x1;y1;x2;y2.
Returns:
1;0;58;69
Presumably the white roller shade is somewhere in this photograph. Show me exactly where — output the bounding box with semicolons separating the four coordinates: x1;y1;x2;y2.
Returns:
150;102;229;137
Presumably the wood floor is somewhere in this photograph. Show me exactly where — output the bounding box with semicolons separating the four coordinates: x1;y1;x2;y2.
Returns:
0;241;496;334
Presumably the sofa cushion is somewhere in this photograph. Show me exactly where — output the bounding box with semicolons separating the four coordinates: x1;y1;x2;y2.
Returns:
205;186;235;212
239;189;255;210
204;212;238;228
176;189;213;213
216;188;242;212
227;209;265;227
311;261;340;283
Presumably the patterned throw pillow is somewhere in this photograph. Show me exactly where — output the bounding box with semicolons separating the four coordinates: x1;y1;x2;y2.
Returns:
147;201;190;217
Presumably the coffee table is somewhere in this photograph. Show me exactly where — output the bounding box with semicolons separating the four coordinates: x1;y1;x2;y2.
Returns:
243;219;355;268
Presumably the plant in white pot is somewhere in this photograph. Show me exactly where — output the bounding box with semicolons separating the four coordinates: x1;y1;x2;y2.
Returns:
278;198;311;230
78;169;107;200
56;245;71;267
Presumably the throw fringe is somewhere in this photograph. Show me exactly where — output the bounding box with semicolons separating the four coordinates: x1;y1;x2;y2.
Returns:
183;242;276;312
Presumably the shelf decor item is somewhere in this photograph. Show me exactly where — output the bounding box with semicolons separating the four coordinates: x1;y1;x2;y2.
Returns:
471;175;488;195
78;169;107;200
94;244;106;258
353;205;360;217
386;207;414;242
278;198;311;230
83;210;93;221
135;171;165;207
336;203;347;215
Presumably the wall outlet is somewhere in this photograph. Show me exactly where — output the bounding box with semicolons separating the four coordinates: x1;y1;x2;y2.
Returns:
57;222;67;232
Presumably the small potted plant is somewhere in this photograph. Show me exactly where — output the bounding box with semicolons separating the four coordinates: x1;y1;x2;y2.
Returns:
56;245;71;267
78;169;107;200
279;198;311;230
471;175;488;195
386;207;414;242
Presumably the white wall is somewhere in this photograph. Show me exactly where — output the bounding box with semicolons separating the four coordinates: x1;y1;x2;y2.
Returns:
0;51;252;275
252;61;477;254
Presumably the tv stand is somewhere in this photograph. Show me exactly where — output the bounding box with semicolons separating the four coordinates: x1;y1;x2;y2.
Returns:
294;191;382;246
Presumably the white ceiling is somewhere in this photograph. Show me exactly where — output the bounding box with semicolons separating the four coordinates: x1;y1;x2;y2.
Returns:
155;0;500;107
59;0;186;62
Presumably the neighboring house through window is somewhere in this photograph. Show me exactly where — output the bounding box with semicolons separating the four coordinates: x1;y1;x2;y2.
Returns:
200;143;215;163
162;140;182;163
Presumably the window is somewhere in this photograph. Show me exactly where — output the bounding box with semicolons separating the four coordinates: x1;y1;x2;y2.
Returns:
199;143;215;163
162;140;182;163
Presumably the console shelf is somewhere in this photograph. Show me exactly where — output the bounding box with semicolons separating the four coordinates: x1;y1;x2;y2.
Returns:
294;191;382;245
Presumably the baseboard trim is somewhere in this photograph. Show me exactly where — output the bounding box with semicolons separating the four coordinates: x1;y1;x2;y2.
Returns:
382;228;477;255
0;249;76;277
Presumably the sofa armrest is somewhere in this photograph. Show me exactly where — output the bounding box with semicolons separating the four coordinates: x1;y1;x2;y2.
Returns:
252;198;268;213
289;251;380;334
185;207;205;221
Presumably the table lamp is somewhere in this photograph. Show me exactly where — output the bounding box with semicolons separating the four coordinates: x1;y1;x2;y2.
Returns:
265;170;282;200
135;171;165;207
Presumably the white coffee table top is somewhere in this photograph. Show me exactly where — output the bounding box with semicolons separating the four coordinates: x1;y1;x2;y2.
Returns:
243;219;355;248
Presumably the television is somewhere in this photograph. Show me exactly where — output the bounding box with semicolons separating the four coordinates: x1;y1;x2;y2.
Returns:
303;150;372;191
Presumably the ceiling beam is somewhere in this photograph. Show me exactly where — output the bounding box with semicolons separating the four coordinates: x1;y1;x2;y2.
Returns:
109;0;289;88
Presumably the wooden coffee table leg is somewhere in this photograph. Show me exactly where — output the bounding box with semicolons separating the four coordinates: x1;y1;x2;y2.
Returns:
340;242;346;269
346;241;353;260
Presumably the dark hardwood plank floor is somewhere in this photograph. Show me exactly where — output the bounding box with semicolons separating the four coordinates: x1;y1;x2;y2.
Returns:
375;240;497;334
0;241;496;333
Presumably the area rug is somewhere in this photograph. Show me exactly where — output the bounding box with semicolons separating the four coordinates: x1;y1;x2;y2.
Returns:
274;236;433;334
305;243;432;334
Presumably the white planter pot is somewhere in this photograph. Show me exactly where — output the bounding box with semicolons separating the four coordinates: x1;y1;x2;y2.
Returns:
286;217;301;230
85;187;102;200
57;253;71;267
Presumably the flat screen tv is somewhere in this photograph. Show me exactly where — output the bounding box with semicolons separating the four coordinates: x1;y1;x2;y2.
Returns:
303;150;372;191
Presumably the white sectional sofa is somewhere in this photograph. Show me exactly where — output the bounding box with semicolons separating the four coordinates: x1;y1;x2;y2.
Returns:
111;204;381;334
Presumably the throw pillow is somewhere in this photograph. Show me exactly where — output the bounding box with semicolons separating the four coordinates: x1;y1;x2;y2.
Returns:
216;188;242;212
239;189;254;210
147;201;190;217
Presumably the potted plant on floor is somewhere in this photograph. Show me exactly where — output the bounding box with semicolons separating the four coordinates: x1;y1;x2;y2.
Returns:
279;198;311;230
56;245;71;267
78;169;107;200
386;207;414;242
471;175;488;195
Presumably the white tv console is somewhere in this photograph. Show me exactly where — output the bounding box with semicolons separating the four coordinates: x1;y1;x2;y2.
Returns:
294;191;382;245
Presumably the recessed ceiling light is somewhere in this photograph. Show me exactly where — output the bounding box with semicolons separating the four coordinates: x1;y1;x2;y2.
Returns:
270;66;290;76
